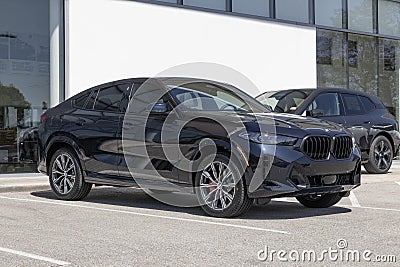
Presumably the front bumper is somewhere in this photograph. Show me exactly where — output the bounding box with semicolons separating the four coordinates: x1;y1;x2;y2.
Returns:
246;144;361;199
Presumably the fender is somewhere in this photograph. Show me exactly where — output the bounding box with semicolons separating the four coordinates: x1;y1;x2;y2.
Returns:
45;134;88;174
189;138;254;187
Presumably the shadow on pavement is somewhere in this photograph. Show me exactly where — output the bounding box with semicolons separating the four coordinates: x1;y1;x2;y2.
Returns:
31;187;352;220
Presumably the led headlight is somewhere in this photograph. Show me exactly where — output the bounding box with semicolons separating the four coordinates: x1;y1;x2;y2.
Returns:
239;132;298;146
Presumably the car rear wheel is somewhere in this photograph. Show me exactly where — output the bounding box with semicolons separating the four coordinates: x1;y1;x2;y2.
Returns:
364;135;393;174
49;147;92;200
195;154;253;218
296;193;343;208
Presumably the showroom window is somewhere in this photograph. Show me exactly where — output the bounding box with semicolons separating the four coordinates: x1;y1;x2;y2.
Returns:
317;30;347;88
378;0;400;37
155;0;177;3
348;34;378;96
315;0;343;28
275;0;309;23
0;0;50;173
348;0;373;33
183;0;226;11
379;38;400;122
232;0;270;17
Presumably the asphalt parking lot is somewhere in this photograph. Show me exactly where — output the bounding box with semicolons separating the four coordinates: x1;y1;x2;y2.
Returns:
1;164;400;266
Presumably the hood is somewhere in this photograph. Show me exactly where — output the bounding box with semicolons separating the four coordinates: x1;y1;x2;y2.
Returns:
253;113;343;131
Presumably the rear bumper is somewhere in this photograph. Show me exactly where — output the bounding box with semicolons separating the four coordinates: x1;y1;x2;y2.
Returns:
247;144;361;199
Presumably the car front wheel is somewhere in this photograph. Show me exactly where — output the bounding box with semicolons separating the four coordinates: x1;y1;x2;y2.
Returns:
364;135;393;174
49;147;92;200
296;193;343;208
195;154;253;218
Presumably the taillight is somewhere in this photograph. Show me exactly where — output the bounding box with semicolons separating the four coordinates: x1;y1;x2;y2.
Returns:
40;113;46;123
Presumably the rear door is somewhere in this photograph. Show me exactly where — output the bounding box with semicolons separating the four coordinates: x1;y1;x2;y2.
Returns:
71;83;130;178
340;93;371;151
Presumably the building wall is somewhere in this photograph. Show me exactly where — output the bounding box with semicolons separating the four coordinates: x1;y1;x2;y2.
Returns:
65;0;317;97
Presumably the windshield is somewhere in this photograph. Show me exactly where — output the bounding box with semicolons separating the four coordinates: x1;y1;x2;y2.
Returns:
257;89;313;113
167;81;268;113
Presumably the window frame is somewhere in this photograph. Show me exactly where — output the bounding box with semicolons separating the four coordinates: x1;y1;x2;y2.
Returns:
74;83;133;113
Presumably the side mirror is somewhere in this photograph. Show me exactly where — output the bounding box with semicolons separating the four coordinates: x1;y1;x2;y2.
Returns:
307;109;324;118
151;103;168;114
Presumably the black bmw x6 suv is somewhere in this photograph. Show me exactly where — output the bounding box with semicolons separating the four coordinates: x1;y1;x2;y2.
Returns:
38;78;361;217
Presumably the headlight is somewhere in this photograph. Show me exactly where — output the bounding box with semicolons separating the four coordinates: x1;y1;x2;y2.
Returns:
352;136;356;149
239;132;298;146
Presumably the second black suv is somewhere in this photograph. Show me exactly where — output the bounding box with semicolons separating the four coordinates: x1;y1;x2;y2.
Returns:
257;88;400;174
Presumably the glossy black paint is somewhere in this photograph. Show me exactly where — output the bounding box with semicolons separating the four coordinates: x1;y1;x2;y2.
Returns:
38;79;361;199
257;88;400;162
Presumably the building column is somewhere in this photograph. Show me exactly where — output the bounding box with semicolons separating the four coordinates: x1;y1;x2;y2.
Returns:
50;0;65;108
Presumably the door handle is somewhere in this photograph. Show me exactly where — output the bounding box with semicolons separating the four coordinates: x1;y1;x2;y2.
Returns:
364;121;371;124
76;118;87;126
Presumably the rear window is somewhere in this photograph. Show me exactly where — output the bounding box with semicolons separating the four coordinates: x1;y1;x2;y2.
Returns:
359;96;375;112
341;93;364;115
74;92;91;108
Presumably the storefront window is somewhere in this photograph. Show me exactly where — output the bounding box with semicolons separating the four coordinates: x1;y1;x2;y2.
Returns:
348;34;378;96
379;38;400;121
275;0;309;23
317;30;347;88
315;0;343;28
183;0;226;11
232;0;269;17
0;0;50;173
378;0;400;37
348;0;373;33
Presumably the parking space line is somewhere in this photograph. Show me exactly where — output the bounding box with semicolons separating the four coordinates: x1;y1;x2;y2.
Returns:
341;205;400;212
396;182;400;186
349;191;361;207
0;247;70;266
0;196;290;235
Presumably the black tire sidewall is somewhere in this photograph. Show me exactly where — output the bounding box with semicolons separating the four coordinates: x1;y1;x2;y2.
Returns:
365;135;393;174
49;147;88;200
296;193;343;208
194;153;250;218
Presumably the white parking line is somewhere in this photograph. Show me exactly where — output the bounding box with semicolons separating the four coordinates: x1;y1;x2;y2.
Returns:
0;247;70;266
396;182;400;186
0;196;290;235
343;205;400;213
349;191;361;207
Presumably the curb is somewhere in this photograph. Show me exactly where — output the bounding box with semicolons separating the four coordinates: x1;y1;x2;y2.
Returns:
0;184;50;193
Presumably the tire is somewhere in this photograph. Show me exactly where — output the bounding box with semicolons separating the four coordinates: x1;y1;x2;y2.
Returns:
364;135;393;174
49;147;92;200
195;154;253;218
296;193;343;208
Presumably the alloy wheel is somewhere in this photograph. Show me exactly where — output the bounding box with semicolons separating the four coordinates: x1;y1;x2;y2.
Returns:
199;161;236;211
373;140;392;170
51;153;76;194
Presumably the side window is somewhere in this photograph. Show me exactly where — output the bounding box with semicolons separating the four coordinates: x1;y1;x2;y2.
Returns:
359;96;375;112
341;93;365;116
117;83;132;113
74;91;91;108
94;86;124;112
129;81;168;114
307;93;341;116
173;89;203;110
86;90;98;110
